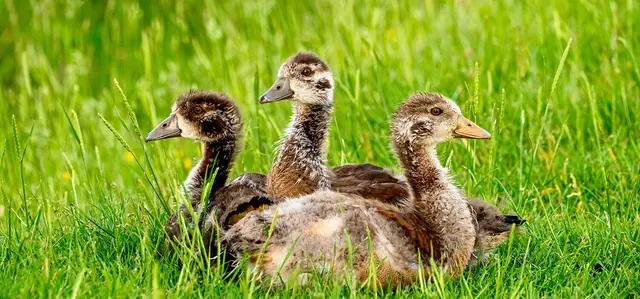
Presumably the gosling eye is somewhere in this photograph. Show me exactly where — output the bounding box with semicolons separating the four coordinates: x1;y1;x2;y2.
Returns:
301;67;312;76
193;106;203;114
430;107;443;116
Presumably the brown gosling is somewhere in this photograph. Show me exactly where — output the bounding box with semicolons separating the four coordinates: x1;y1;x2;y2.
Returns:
224;93;489;287
259;52;335;200
145;91;271;255
259;52;409;203
260;52;524;265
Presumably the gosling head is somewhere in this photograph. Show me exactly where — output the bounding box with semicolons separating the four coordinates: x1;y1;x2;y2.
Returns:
259;51;334;106
145;91;242;143
391;93;491;148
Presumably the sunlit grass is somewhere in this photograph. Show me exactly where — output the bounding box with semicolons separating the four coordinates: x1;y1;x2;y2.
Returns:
0;0;638;297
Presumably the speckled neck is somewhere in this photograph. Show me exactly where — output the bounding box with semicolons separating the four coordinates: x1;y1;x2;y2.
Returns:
267;102;333;200
184;136;238;202
394;139;476;273
287;103;332;147
395;141;449;205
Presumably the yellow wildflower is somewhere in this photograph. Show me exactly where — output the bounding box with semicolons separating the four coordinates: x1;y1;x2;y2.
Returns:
183;158;193;170
125;152;135;164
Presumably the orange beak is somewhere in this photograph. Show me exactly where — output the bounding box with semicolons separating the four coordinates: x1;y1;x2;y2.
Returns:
453;116;491;139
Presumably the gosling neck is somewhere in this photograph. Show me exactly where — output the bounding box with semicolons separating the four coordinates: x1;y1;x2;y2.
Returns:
185;135;238;202
394;138;476;274
267;102;333;200
395;140;451;207
289;102;333;148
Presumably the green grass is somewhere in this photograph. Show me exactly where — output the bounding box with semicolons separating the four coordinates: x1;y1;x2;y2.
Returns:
1;0;639;297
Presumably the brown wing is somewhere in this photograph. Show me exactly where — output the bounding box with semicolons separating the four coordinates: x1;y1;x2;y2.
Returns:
331;163;409;205
332;163;386;176
333;164;525;235
219;196;272;229
212;172;267;213
376;208;442;261
164;173;270;253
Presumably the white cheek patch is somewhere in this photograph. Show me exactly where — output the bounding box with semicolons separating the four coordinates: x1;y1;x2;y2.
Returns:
177;115;197;139
290;80;307;94
291;81;317;104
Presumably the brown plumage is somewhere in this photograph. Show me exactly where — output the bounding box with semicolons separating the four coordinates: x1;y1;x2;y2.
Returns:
145;92;403;257
224;93;493;287
260;52;524;264
331;164;410;204
260;53;408;204
333;164;525;265
260;52;335;200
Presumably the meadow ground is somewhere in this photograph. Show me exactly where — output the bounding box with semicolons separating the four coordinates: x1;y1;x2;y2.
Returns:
1;0;639;297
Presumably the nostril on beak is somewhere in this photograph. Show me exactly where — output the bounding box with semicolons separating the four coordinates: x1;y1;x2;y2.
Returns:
276;85;281;90
468;124;472;127
162;123;168;128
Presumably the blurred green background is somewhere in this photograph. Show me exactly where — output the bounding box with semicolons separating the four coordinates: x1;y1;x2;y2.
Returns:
0;0;638;297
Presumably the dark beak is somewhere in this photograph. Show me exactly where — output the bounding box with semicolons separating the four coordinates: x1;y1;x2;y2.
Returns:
259;77;293;104
504;215;526;226
145;114;182;142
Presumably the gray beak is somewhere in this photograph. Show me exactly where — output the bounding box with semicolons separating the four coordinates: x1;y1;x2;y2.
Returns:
259;77;293;104
145;114;182;142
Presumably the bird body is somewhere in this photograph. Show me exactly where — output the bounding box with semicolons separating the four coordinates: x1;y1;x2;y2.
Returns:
259;52;524;268
145;91;270;255
225;93;491;287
